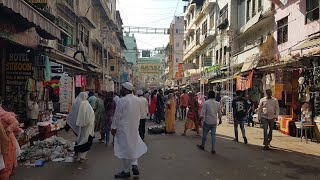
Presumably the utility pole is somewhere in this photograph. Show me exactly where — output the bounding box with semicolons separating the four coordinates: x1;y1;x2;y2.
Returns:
102;30;109;91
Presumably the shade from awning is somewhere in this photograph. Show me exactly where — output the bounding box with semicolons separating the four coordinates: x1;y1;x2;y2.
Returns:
241;54;259;72
0;0;61;39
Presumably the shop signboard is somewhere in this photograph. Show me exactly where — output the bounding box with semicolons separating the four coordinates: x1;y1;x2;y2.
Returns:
0;22;38;48
5;53;33;86
139;64;161;74
205;65;220;78
203;57;212;67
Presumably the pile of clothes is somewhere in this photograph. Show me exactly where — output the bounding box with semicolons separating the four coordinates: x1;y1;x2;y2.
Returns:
148;125;166;134
19;136;73;163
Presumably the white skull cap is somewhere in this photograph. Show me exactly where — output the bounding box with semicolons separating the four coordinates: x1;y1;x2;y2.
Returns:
122;82;134;91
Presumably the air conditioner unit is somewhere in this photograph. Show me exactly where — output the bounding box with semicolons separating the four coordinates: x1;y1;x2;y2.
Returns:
217;12;228;29
40;38;49;45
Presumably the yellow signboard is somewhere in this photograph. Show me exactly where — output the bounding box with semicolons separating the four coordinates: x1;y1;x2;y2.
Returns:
29;0;47;3
139;64;161;74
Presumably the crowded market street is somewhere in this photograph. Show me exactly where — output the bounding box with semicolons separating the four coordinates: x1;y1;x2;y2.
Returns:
12;120;320;180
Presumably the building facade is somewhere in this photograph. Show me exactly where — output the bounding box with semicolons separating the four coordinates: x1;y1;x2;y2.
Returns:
0;0;124;118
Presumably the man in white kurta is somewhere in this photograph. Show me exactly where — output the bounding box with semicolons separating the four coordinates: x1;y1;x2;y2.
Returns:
111;82;148;178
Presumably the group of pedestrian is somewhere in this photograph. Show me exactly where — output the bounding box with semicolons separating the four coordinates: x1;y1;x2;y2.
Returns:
231;89;279;150
66;82;148;178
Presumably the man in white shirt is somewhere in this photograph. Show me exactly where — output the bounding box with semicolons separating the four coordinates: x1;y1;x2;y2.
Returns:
111;82;147;178
197;91;222;154
113;92;120;106
137;90;149;140
257;89;280;150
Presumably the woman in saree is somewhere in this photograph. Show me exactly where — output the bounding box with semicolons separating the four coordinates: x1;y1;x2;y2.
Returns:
165;93;176;133
182;92;200;136
0;106;22;180
67;92;95;162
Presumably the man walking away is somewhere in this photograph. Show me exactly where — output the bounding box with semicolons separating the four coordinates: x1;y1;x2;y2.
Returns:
258;89;279;150
232;90;249;144
111;82;147;178
180;90;188;120
156;89;165;124
137;90;149;140
197;91;222;154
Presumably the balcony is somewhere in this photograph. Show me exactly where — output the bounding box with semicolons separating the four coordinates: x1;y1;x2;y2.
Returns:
202;0;216;14
57;43;81;60
77;1;97;28
200;30;216;45
57;0;74;10
194;7;205;25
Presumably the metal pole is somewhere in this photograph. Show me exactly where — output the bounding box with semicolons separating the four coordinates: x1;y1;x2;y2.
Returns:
102;39;105;91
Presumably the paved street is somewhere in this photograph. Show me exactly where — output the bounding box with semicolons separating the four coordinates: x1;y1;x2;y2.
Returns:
12;121;320;180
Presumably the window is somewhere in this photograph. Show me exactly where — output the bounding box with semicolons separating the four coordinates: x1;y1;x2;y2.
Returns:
210;13;215;29
277;17;288;44
247;0;251;22
176;42;179;47
176;58;179;63
219;48;222;65
176;29;179;34
202;20;208;35
252;0;256;16
216;50;219;62
110;66;115;71
306;0;319;24
57;17;74;46
79;25;89;47
65;0;74;9
258;0;262;11
196;28;200;45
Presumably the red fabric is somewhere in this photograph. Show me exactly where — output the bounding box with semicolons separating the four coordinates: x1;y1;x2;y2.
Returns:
180;93;189;107
149;96;157;114
53;88;60;95
0;107;21;180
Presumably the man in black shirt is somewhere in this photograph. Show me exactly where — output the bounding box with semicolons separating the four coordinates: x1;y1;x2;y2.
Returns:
232;90;249;144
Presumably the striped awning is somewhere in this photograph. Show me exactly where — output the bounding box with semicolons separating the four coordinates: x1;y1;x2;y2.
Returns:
0;0;61;39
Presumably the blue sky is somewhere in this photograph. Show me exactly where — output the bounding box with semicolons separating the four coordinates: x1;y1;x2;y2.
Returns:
117;0;186;50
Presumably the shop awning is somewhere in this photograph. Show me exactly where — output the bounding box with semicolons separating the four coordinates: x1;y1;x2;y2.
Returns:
241;54;259;72
294;35;320;50
50;58;86;72
0;0;61;39
257;56;301;71
211;78;229;84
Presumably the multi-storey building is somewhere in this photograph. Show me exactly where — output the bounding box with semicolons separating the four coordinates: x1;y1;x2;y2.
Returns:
123;32;139;84
0;0;125;116
182;0;236;93
168;16;184;86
